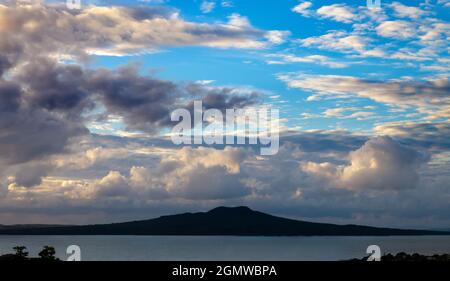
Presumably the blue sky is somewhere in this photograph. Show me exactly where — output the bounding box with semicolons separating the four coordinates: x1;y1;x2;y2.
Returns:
88;0;450;134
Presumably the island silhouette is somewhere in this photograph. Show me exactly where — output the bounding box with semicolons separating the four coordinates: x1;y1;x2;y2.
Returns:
0;206;448;236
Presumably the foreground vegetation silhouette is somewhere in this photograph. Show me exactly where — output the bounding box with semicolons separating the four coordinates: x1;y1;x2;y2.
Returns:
1;245;449;261
351;252;450;262
0;246;60;261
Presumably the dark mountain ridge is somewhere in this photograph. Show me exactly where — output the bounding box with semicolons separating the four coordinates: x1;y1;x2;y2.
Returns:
0;206;448;236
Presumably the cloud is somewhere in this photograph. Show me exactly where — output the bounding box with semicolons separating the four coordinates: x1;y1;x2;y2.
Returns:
129;166;169;198
292;1;313;17
339;137;428;190
277;74;450;119
376;20;416;39
374;122;450;151
0;5;263;190
88;146;251;201
0;80;87;166
323;107;358;118
200;1;215;13
419;21;450;45
390;48;433;61
183;82;260;110
94;171;131;198
322;107;375;120
9;59;179;134
221;1;233;8
2;130;450;228
264;30;291;45
293;6;449;62
390;2;426;19
0;73;87;187
0;3;273;60
298;30;384;58
8;162;52;188
8;57;260;133
316;4;356;23
166;147;251;199
87;65;179;133
300;31;366;52
301;137;429;191
0;55;259;187
171;165;250;200
13;58;92;118
92;167;170;200
438;0;450;7
53;146;132;171
266;54;347;68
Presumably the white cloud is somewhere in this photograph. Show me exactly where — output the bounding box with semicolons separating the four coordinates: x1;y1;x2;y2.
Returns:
0;4;273;58
150;147;251;200
376;21;416;39
298;30;384;57
301;137;428;191
277;74;450;118
221;1;233;8
94;171;130;198
107;147;249;200
292;1;313;17
73;146;252;201
2;132;450;227
322;107;374;120
53;147;130;170
170;165;249;200
390;2;426;19
227;13;251;27
419;21;450;44
266;54;347;68
390;49;432;61
317;4;356;23
323;107;357;117
340;137;427;190
200;1;216;13
264;30;291;45
438;0;450;7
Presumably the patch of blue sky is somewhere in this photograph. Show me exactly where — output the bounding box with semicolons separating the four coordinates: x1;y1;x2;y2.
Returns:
86;0;448;135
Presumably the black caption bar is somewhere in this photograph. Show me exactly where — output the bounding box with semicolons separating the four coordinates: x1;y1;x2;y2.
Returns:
0;261;449;280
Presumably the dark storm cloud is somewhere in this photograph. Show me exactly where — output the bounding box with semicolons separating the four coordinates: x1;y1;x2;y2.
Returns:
281;130;367;153
0;35;23;77
0;80;87;165
14;58;92;118
0;55;14;77
126;6;176;20
87;65;178;132
86;65;260;132
0;2;265;168
375;122;450;151
0;57;260;167
12;162;52;188
185;82;260;110
0;80;20;112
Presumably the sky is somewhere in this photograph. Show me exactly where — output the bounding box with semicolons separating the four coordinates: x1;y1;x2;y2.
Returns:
0;0;449;228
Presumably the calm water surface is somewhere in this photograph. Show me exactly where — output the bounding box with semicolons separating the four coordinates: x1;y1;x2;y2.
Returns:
0;235;449;261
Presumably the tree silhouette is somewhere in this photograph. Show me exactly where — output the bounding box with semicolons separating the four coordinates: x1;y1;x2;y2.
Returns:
38;246;56;260
13;246;29;259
